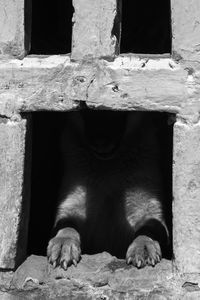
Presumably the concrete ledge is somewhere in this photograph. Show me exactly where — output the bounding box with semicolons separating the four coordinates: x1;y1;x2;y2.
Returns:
0;254;197;299
12;254;173;298
0;55;188;115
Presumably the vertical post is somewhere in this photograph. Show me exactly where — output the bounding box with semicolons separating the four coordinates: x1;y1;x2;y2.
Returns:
171;0;200;61
173;119;200;273
0;116;31;269
0;0;31;58
71;0;120;60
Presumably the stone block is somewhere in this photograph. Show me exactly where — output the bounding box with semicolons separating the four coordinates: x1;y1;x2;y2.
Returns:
0;0;31;57
173;120;200;273
171;0;200;61
0;117;31;269
71;0;120;60
0;56;187;114
11;254;172;298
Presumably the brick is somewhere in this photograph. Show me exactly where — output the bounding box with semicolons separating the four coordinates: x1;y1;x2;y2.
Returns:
173;120;200;273
0;0;31;57
71;0;120;60
171;0;200;61
0;117;31;269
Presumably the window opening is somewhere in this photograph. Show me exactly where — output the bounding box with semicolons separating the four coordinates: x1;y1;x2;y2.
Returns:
120;0;171;54
30;0;73;54
28;111;173;262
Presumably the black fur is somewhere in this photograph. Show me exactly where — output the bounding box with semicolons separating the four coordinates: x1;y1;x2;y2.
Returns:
47;110;170;269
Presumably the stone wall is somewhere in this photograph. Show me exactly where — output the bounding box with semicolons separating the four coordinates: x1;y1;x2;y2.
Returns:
0;0;200;277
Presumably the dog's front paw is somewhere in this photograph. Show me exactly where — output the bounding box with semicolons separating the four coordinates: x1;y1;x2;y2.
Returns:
47;231;81;270
126;235;161;268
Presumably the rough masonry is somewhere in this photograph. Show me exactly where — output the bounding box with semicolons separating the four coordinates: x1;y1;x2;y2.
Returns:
0;0;200;281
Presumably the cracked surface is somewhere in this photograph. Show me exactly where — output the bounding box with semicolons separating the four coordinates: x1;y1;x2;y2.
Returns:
4;254;200;299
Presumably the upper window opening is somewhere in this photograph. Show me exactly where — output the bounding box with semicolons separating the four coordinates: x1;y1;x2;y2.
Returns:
120;0;171;54
30;0;73;54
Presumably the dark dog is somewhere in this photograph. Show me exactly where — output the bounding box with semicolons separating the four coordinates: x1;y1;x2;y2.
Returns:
47;110;169;269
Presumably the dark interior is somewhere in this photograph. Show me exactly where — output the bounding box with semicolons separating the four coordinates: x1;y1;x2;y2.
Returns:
30;0;73;54
120;0;171;54
30;0;171;55
27;111;173;258
27;113;64;255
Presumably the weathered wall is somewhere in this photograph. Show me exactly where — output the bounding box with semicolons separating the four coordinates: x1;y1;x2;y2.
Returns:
0;0;31;57
0;117;31;269
173;120;200;273
0;0;200;276
171;0;200;274
0;56;189;115
172;0;200;61
71;0;120;60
